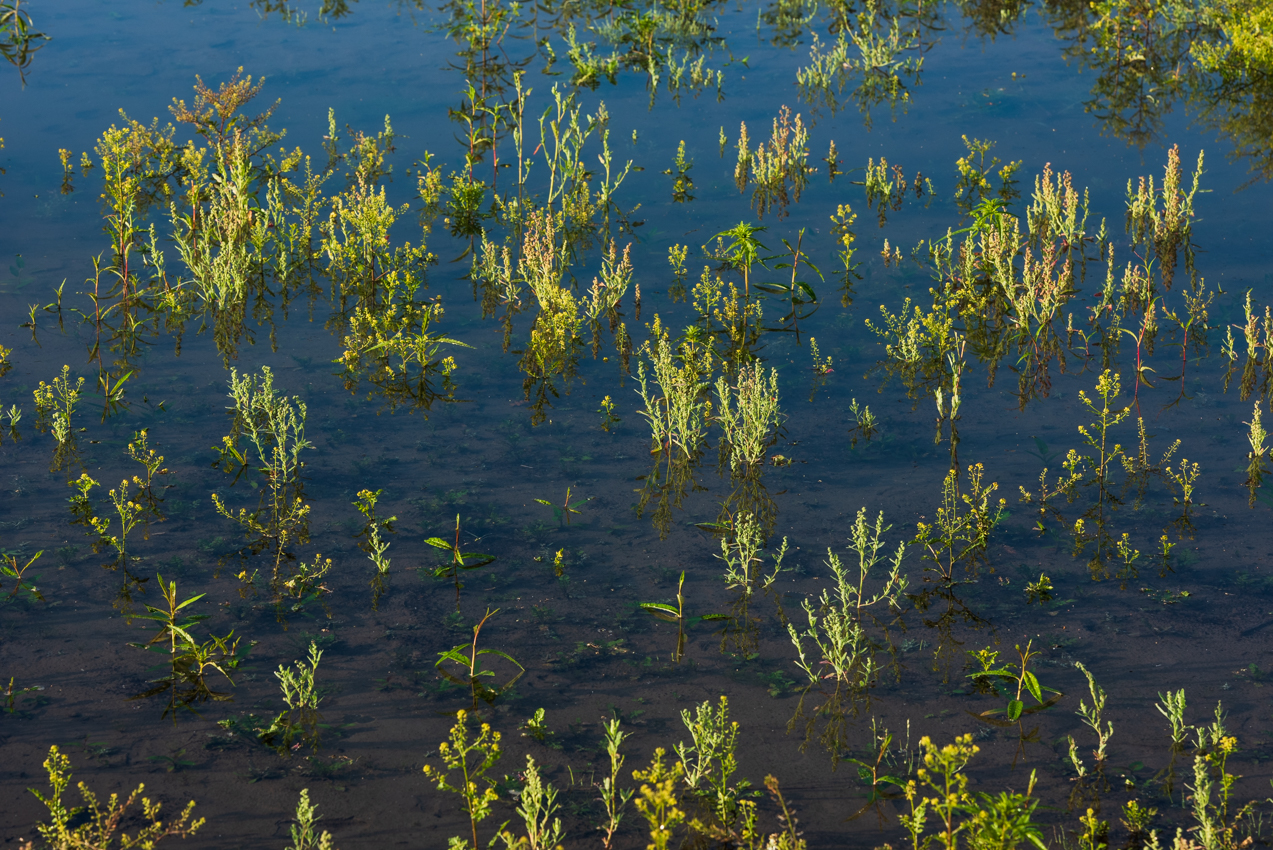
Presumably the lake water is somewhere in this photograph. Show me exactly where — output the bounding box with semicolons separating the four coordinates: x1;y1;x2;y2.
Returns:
2;0;1273;847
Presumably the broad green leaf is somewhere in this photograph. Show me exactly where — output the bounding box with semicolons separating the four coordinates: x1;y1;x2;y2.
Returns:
1023;671;1042;703
1007;699;1024;721
477;647;525;670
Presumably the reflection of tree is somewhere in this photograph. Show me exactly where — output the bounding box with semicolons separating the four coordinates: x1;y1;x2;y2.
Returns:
1034;0;1273;180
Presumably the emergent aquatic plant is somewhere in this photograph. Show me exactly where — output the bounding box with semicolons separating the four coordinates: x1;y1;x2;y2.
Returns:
24;745;204;849
285;789;339;850
913;464;1005;584
32;365;84;474
1;549;44;603
130;575;245;720
534;485;590;527
715;361;782;471
632;748;685;850
787;508;908;762
636;317;714;458
494;755;565;850
639;570;689;662
426;514;497;609
597;718;634;850
715;511;789;595
435;607;525;709
965;641;1062;728
1244;402;1270;507
353;488;396;610
676;696;753;841
422;709;503;850
256;640;325;756
212;366;314;591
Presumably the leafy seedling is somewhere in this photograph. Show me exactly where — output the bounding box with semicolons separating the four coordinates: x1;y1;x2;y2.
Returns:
756;228;823;342
966;640;1062;724
435;608;524;709
535;486;591;527
149;749;195;772
639;570;688;662
1;549;44;602
426;514;496;610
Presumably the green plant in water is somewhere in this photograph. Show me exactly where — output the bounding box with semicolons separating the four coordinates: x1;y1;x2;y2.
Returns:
668;244;690;302
495;755;565;850
966;640;1062;724
125;429;171;529
639;570;689;662
845;720;911;826
707;222;768;299
24;744;204;849
1153;688;1189;800
913;464;1005;583
716;512;789;595
953;135;1022;214
285;789;338;850
932;337;966;469
130;575;245;720
715;361;782;471
0;0;50;85
353;488;396;610
273;552;335;615
598;394;620;431
1120;800;1156;849
899;734;1047;850
757;228;822;340
1023;573;1053;604
733;106;813;219
676;696;755;841
636;316;714;458
632;748;685;850
426;514;497;609
422;709;503;850
520;708;555;745
0;399;21;445
1;549;44;603
4;676;44;714
901;734;978;850
67;473;150;575
534;485;590;526
1164;455;1203;533
514;209;585;425
1243;402;1270;507
1186;707;1252;850
664;139;694;203
212;366;314;591
847;398;878;448
435;608;525;709
787;508;907;763
597;718;634;850
257;640;325;756
1074;662;1113;771
32;365;85;473
1079;369;1132;495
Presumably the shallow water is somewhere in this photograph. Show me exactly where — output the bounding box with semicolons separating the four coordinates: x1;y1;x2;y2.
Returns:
2;1;1273;847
